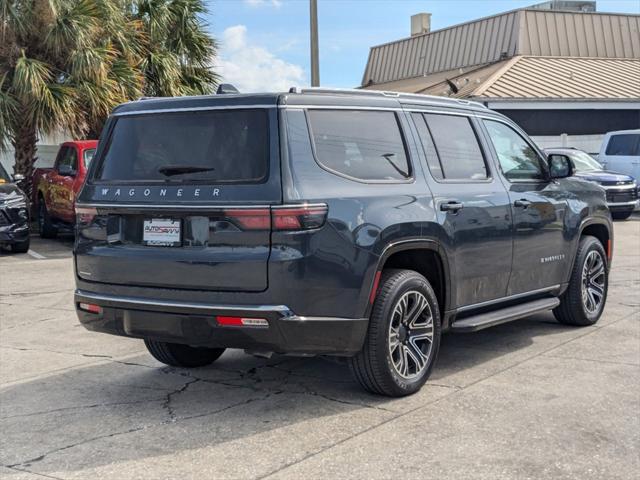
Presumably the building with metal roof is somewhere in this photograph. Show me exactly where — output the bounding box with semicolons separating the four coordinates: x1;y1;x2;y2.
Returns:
361;1;640;155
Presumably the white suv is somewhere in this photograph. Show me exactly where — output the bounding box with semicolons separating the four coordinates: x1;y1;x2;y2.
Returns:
599;129;640;182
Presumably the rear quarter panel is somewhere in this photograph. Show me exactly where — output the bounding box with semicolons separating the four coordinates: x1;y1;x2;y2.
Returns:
276;108;448;319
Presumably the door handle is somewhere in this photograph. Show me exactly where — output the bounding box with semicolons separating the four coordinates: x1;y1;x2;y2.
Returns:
514;199;532;208
440;201;464;213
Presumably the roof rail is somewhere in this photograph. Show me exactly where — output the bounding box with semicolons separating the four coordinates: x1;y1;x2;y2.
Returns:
293;87;487;109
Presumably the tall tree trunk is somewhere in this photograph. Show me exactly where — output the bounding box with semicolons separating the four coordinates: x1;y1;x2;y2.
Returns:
12;121;38;200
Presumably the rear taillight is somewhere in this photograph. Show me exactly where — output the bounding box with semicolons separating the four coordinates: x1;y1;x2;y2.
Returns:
272;204;328;231
224;208;270;230
224;204;328;231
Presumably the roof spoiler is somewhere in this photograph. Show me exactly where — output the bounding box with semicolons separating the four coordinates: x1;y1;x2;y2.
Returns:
217;84;240;95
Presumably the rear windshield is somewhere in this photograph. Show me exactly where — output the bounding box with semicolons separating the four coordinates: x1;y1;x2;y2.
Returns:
605;134;640;156
96;109;269;183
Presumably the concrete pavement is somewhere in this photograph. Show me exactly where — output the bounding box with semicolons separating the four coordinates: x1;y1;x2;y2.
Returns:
0;218;638;479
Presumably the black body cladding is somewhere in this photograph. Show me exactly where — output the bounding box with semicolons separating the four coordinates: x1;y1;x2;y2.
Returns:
74;90;612;356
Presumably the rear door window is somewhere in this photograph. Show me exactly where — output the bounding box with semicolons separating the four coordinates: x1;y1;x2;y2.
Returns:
307;110;411;181
605;134;640;156
424;114;489;180
415;113;488;181
96;109;269;183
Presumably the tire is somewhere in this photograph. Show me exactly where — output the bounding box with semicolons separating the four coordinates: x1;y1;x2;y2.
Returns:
144;340;225;368
611;210;633;221
10;238;30;253
349;269;441;397
554;236;608;326
38;200;57;239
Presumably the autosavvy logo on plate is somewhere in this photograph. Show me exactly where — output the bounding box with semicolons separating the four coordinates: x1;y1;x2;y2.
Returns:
144;224;179;235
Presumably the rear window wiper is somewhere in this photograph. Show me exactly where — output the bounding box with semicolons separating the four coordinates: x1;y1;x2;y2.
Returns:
158;165;216;177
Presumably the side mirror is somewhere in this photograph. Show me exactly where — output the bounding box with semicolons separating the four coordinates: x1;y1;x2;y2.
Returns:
548;154;573;179
58;164;76;177
13;173;25;182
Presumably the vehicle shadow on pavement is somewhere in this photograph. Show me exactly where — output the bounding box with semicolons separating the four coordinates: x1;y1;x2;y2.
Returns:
0;312;580;474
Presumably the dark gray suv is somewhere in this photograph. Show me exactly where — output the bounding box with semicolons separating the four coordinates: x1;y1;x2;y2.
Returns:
74;88;612;396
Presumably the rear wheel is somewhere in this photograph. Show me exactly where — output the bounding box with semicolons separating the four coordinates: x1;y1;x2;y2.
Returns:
611;210;634;221
554;236;608;326
10;238;30;253
38;200;57;239
349;269;441;397
144;340;225;368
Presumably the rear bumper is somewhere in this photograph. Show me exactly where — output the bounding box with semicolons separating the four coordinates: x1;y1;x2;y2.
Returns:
74;290;368;356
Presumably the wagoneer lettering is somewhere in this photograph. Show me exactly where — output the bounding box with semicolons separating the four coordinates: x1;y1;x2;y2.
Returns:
75;88;613;397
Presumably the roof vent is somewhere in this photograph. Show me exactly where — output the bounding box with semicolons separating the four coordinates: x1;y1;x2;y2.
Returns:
411;13;431;36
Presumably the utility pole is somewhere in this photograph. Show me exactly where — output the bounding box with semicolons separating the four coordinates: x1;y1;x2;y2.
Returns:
310;0;320;86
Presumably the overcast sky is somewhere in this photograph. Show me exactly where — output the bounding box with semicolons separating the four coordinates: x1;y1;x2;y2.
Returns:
207;0;640;92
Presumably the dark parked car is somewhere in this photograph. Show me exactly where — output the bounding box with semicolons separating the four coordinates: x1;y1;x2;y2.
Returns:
74;89;613;396
544;147;638;220
0;163;30;253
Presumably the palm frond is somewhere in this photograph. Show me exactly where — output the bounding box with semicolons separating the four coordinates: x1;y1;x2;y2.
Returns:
11;54;53;100
0;72;18;151
69;44;117;83
44;0;100;58
30;82;83;137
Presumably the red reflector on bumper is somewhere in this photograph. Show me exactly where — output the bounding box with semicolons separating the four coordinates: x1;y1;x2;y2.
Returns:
217;316;269;327
79;303;102;314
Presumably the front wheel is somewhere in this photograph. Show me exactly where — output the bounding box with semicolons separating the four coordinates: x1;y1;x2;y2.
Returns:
554;236;608;326
349;269;441;397
144;340;225;368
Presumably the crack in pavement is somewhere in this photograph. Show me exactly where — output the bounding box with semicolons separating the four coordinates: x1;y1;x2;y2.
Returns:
4;465;66;480
163;377;199;422
3;387;274;470
1;290;71;298
0;398;166;421
256;309;640;480
9;313;634;474
1;353;397;470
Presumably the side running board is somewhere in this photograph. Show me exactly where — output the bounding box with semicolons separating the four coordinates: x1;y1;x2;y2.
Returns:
450;297;560;333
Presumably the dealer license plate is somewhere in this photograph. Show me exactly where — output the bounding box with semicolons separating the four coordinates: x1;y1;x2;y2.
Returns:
143;219;181;247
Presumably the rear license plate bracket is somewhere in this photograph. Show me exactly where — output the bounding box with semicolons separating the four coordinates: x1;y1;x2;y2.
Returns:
143;218;182;246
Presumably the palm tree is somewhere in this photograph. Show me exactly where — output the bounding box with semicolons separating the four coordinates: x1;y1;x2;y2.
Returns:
0;0;217;197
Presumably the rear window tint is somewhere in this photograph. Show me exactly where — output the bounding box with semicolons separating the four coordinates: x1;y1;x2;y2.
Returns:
96;109;268;183
307;110;411;181
605;134;640;156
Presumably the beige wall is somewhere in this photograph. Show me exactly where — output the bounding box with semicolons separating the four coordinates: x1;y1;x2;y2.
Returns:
1;131;71;174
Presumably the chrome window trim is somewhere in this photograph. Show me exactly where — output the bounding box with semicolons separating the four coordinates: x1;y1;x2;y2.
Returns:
113;104;276;116
283;105;403;112
75;202;273;210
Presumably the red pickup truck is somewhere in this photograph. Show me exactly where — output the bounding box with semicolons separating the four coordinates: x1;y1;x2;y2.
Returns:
32;140;98;237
